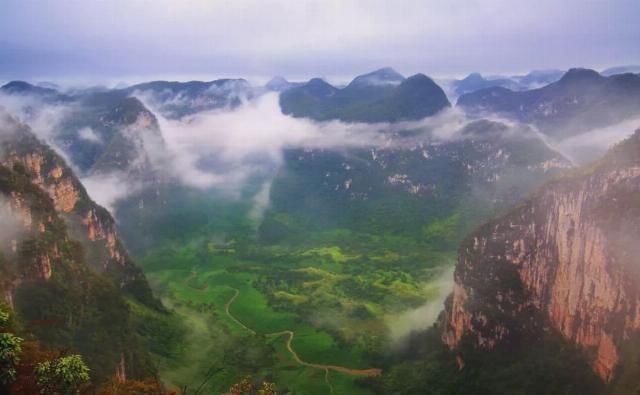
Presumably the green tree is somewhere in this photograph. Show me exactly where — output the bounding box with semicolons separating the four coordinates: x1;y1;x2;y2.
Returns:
35;355;90;394
0;307;23;386
0;333;23;385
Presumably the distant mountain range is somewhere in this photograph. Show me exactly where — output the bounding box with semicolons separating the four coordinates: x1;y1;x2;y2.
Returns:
1;80;71;103
265;76;304;92
1;82;163;178
2;65;639;178
457;68;640;138
123;79;254;118
601;65;640;76
450;69;565;97
279;67;451;123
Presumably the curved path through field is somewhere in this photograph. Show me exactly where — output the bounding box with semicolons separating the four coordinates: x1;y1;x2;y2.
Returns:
224;288;256;335
268;330;382;377
224;287;382;380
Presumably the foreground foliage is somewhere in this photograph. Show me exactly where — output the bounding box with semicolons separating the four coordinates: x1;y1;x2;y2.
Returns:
35;355;90;394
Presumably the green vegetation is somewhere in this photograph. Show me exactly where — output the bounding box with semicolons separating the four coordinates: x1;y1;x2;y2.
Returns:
422;212;461;249
112;126;576;393
35;355;90;394
363;326;605;395
0;162;157;386
279;73;451;123
0;308;23;386
114;178;459;393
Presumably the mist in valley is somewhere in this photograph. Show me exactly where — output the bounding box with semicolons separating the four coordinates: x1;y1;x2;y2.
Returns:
1;1;639;392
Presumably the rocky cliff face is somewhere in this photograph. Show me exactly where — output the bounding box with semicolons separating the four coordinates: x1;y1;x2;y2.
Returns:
443;129;640;382
0;112;158;382
0;174;59;285
0;112;156;305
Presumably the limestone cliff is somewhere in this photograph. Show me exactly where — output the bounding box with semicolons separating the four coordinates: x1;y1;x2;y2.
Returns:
0;113;158;382
443;129;640;382
0;112;156;305
0;172;60;285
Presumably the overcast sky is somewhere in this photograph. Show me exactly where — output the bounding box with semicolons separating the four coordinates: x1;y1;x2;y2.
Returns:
1;0;638;84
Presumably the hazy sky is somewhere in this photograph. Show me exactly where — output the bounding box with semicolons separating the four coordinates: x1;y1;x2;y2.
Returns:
1;0;638;84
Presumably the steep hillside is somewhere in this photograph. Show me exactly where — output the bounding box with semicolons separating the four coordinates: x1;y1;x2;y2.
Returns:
0;112;157;306
0;137;157;383
443;129;640;384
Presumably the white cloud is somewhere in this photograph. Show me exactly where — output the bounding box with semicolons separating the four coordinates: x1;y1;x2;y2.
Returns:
386;266;454;342
248;180;272;224
77;127;102;143
0;93;77;169
80;172;141;213
146;92;393;190
0;195;29;246
554;117;640;165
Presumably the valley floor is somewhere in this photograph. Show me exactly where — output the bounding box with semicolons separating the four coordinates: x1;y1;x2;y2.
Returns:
137;239;453;394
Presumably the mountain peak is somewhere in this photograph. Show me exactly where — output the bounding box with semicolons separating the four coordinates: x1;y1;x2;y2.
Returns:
403;73;437;85
307;77;333;88
372;67;404;78
462;72;485;82
2;80;34;90
558;68;603;84
302;78;338;97
601;65;640;76
1;80;64;99
349;67;405;87
267;76;289;85
266;76;291;91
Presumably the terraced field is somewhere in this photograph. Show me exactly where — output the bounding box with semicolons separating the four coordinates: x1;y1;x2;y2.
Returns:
138;239;452;394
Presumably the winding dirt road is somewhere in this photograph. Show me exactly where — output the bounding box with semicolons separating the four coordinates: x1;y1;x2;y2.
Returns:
224;287;382;378
224;288;256;335
268;330;382;377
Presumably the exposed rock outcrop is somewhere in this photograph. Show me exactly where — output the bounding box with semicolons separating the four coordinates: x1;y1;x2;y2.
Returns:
443;129;640;381
0;112;156;305
0;113;159;383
